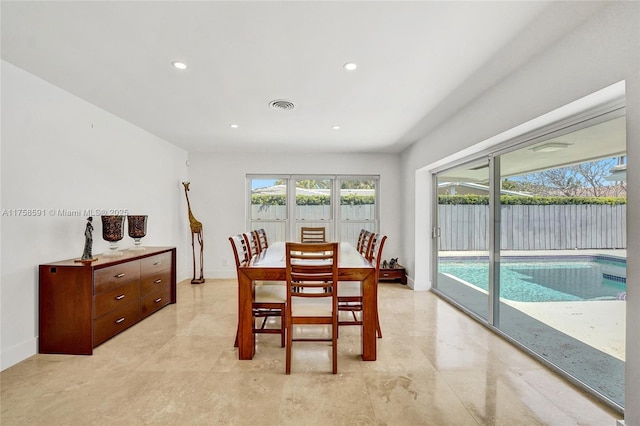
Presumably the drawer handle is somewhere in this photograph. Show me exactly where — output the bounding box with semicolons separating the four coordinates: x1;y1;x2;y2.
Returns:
153;261;162;266
383;273;390;277
154;297;162;303
115;317;125;324
154;279;162;284
115;294;125;300
114;273;125;278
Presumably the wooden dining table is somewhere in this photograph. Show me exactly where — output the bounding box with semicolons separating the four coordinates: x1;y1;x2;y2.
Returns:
237;241;377;361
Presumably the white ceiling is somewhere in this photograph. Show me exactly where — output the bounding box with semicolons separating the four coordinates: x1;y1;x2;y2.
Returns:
1;1;605;154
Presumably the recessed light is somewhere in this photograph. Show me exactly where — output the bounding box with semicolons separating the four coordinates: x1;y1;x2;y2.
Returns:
171;61;187;70
531;142;571;152
343;62;357;71
230;124;239;129
332;126;341;130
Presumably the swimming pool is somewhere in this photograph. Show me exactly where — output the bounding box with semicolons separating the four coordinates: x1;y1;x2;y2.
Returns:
438;257;626;302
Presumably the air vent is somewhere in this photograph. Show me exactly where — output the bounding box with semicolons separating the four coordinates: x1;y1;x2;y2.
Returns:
269;99;295;111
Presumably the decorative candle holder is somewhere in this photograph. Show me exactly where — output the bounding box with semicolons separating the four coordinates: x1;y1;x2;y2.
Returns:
127;215;148;250
101;215;125;255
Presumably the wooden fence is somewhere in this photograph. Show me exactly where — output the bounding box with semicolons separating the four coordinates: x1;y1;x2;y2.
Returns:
438;204;626;250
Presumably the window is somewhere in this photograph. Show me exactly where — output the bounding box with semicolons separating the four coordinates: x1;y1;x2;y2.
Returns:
247;175;379;243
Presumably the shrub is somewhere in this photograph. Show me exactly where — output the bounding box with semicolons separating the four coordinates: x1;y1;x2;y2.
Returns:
438;194;626;205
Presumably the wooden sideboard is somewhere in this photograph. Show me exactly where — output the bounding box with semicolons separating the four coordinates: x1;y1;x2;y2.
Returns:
39;247;176;355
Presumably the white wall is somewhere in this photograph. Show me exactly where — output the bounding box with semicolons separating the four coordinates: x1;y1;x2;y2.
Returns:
400;2;639;423
0;61;191;370
186;152;402;279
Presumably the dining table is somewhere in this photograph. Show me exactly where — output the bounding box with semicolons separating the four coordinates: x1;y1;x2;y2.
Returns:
237;241;378;361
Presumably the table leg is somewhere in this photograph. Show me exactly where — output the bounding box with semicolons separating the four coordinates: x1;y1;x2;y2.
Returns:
361;270;377;361
237;269;255;360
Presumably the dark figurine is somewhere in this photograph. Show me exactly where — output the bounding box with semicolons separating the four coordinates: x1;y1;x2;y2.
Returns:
382;260;389;269
389;257;398;268
81;217;94;260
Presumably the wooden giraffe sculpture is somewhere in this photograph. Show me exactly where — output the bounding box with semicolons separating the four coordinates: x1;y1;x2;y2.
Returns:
182;182;205;284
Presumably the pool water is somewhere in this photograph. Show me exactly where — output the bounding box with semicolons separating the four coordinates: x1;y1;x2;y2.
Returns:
438;259;626;302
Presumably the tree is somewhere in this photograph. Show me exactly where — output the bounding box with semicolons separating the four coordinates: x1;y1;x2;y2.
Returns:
512;158;625;197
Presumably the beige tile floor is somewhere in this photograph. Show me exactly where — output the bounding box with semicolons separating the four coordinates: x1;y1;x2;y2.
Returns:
1;279;621;425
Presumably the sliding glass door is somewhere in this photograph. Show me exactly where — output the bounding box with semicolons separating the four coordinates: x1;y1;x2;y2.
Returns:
432;111;627;410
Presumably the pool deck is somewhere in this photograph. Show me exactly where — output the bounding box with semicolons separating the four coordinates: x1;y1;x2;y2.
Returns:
503;299;625;360
439;249;627;361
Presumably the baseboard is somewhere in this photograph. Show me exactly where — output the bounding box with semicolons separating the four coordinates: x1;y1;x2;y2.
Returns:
1;337;37;371
616;420;625;426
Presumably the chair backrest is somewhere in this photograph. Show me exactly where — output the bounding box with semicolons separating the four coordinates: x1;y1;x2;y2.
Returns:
356;229;367;252
300;227;326;243
368;234;387;272
229;234;251;270
256;228;269;251
243;231;260;257
358;230;373;257
286;242;339;298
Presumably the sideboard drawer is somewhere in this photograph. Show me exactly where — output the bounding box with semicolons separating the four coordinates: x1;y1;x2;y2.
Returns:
140;270;172;297
93;300;140;346
94;262;140;294
141;287;171;318
141;252;171;276
379;266;407;284
93;281;140;318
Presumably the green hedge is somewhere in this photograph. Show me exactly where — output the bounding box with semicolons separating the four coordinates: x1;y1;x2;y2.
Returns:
251;194;375;206
438;194;626;205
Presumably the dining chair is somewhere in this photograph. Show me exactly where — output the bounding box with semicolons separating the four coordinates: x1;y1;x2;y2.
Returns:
256;228;269;252
300;226;326;243
285;242;339;374
229;234;286;348
338;233;386;338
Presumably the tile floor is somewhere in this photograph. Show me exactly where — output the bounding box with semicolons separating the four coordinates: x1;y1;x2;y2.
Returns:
1;279;621;425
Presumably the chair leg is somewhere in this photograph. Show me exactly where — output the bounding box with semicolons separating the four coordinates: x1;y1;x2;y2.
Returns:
332;322;338;374
285;319;292;374
280;309;286;348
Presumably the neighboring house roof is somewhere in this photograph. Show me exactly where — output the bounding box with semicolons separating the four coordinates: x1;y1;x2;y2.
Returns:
438;182;532;197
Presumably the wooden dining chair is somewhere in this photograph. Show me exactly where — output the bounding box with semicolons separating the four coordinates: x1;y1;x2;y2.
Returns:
256;228;269;252
338;233;386;338
300;226;326;243
285;242;339;374
229;234;286;348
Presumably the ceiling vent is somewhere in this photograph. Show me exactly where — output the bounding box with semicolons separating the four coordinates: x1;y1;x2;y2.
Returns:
269;99;295;111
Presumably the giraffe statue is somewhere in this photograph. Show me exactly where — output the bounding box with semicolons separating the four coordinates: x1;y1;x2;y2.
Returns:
182;182;205;284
